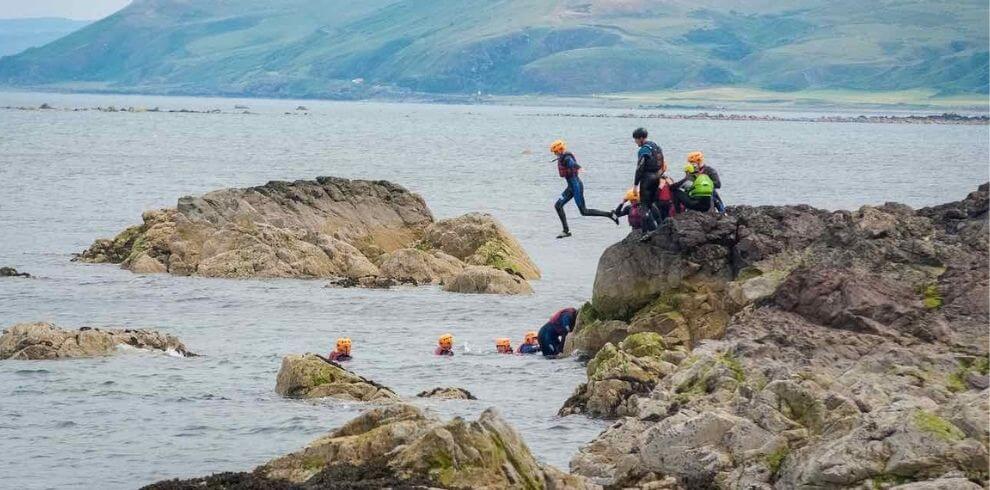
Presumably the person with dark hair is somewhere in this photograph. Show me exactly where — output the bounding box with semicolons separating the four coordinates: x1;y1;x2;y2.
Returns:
537;307;577;358
549;139;619;239
631;128;666;235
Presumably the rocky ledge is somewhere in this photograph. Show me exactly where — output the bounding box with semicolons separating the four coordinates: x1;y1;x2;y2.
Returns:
0;266;31;278
0;322;193;360
274;354;398;402
563;184;989;489
145;403;593;489
76;178;539;294
417;387;478;400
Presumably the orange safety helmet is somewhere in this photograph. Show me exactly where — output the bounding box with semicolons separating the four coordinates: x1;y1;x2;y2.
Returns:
687;151;704;165
624;188;640;202
438;334;454;348
496;337;513;353
524;331;538;344
550;139;567;154
336;337;352;353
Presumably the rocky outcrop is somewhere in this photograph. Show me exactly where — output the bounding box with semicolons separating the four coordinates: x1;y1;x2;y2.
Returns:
0;267;31;278
442;265;534;295
76;177;539;294
274;354;398;402
566;184;990;489
0;322;193;359
416;387;477;400
148;403;596;489
419;212;541;280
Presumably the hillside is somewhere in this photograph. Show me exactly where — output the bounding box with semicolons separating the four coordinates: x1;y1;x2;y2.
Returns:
0;18;89;57
0;0;986;99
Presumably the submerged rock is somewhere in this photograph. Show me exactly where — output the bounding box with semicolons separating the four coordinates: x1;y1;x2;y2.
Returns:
566;185;990;489
76;177;538;294
148;403;595;489
274;354;398;402
416;387;477;400
442;265;534;295
0;266;31;278
0;322;193;360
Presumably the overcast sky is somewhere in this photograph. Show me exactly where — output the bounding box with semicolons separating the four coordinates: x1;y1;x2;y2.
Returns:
0;0;131;20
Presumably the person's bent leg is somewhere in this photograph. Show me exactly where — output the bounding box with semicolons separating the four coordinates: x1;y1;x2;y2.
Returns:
571;177;616;220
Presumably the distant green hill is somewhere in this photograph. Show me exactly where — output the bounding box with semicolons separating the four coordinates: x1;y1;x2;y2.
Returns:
0;0;986;99
0;17;89;57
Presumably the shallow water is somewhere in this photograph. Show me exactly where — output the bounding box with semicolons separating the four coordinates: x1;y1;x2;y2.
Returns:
0;91;987;489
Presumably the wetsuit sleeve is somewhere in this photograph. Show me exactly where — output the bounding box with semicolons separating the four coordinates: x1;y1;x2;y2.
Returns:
634;153;648;185
705;167;721;189
614;201;628;215
564;154;578;170
672;177;688;190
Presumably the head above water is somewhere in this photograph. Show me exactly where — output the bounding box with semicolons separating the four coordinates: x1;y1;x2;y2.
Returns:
524;331;538;344
550;139;567;155
438;333;453;349
335;337;351;354
632;127;648;145
496;337;512;353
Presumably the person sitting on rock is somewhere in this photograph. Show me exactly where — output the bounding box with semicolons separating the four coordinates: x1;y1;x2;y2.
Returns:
328;337;352;362
550;139;619;239
671;163;715;213
614;188;643;230
435;334;454;356
538;307;577;358
686;151;724;213
517;331;541;354
496;337;514;354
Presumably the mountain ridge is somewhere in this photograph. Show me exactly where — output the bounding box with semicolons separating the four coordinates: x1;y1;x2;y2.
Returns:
0;0;986;99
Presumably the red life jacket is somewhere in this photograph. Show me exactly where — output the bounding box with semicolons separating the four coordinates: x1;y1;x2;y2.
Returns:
659;183;673;202
628;204;642;229
557;152;581;178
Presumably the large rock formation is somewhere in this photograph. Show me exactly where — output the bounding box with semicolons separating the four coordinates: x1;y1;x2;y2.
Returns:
566;184;990;489
146;403;595;489
442;265;534;295
76;177;538;294
274;354;398;402
0;322;193;359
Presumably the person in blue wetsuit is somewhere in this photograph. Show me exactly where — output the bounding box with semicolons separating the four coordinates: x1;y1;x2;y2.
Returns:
550;139;618;239
538;307;577;358
517;331;541;354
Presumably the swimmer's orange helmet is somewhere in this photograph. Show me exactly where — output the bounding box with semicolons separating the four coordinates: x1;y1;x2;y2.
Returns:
438;334;454;348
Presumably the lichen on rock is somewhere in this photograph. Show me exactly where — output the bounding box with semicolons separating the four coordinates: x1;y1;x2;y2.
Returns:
274;354;398;402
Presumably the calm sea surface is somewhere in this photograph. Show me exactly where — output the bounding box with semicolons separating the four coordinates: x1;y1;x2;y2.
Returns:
1;91;987;489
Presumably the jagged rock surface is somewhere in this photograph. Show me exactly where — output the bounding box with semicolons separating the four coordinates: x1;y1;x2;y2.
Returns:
274;354;398;402
442;265;534;295
148;403;597;489
0;322;193;359
76;178;539;294
416;387;477;400
567;184;989;489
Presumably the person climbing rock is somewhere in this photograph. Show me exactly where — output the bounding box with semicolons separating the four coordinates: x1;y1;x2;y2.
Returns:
517;331;541;354
686;151;725;214
538;307;577;358
495;337;514;354
328;337;352;362
614;188;643;230
672;163;715;212
632;128;666;234
550;139;619;239
435;333;454;356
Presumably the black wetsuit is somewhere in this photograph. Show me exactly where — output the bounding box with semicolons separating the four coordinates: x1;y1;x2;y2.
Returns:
554;152;614;233
634;141;664;232
538;308;577;357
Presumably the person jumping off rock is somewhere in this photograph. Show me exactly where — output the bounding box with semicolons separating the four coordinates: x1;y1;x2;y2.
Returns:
550;139;619;239
328;337;352;362
435;333;454;356
517;331;541;354
538;307;577;358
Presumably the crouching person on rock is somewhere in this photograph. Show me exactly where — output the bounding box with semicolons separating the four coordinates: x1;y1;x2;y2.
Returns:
538;307;577;358
435;334;454;356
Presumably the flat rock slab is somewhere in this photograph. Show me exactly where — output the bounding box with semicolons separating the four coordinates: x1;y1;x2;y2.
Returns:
0;322;193;360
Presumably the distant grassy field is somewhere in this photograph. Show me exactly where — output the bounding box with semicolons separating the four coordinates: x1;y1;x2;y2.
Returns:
600;87;989;112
